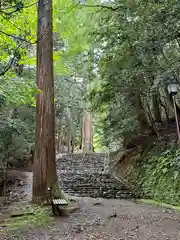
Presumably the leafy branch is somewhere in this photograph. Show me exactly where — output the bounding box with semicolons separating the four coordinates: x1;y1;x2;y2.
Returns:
0;1;37;15
0;44;22;76
79;4;123;11
0;30;37;44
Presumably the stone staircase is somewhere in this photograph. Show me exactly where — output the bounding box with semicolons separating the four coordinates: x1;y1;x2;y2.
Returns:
57;153;134;199
58;153;106;172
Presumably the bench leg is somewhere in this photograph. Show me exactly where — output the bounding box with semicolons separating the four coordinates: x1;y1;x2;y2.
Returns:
51;204;62;216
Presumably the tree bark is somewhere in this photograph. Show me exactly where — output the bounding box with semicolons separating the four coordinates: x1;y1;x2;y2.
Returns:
57;130;61;153
67;130;71;153
32;0;57;203
71;137;75;153
79;126;83;150
83;112;93;152
135;91;149;131
152;92;162;123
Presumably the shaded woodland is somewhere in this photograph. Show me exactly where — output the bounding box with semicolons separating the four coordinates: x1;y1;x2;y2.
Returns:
0;0;180;203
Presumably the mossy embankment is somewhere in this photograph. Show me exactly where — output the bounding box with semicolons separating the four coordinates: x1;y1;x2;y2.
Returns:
113;119;180;206
138;143;180;205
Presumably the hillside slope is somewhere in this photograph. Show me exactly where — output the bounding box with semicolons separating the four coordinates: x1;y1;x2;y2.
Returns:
112;118;180;205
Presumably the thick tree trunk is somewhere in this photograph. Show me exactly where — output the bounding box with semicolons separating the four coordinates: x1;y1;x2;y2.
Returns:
32;0;57;203
83;112;93;152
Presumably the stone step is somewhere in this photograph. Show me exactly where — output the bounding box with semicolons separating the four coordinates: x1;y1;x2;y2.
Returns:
57;153;133;199
57;153;107;173
62;189;133;199
61;184;128;190
63;182;129;191
59;176;133;199
62;189;132;194
59;172;116;178
60;179;125;185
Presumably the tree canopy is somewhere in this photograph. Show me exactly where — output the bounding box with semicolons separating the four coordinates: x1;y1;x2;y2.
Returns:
88;0;180;149
1;0;180;158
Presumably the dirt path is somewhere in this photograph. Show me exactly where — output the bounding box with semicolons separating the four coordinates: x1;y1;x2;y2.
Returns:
2;197;180;239
1;170;180;239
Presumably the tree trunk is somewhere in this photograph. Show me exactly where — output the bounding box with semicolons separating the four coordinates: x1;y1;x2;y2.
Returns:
67;131;71;153
147;104;159;136
159;98;169;121
135;91;149;131
32;0;57;203
83;112;93;152
152;92;162;123
56;125;62;153
71;137;75;153
57;131;62;153
79;126;83;150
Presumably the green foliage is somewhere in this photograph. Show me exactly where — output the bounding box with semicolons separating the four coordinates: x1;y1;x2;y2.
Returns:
88;0;180;148
140;199;180;211
0;205;53;233
0;105;35;166
0;0;98;155
0;76;37;106
139;144;180;205
0;1;38;167
55;75;86;148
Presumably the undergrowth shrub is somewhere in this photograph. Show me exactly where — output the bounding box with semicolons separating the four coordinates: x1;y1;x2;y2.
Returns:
0;106;35;169
139;143;180;205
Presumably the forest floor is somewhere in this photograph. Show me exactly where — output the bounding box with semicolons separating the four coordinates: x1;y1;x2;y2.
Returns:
0;170;180;239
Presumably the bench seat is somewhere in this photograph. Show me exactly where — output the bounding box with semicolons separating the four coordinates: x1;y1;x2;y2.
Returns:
52;199;68;205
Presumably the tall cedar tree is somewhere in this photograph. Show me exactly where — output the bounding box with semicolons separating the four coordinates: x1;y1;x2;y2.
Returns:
32;0;57;203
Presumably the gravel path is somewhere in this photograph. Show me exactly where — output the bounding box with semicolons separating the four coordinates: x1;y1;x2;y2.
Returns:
1;170;180;239
2;196;180;239
46;197;180;240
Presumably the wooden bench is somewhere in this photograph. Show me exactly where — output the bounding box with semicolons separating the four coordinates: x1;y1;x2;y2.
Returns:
51;198;68;216
52;199;68;205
